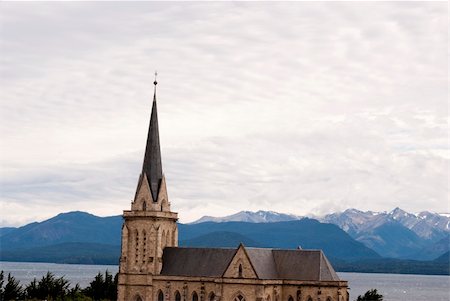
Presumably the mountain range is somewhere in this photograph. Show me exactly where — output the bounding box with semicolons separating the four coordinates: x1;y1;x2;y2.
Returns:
1;209;448;275
192;210;303;224
193;208;450;260
1;212;377;261
1;211;123;250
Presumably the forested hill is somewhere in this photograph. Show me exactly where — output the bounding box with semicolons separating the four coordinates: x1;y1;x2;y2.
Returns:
178;219;380;261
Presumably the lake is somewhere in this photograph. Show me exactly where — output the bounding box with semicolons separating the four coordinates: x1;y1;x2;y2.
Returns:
0;261;449;301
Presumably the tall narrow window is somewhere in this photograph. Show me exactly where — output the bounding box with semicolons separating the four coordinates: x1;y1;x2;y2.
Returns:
142;201;146;211
288;297;294;301
209;293;216;301
192;292;199;301
175;291;181;301
238;264;243;278
158;290;164;301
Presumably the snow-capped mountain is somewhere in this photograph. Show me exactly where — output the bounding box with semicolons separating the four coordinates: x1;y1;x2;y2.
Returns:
319;208;386;236
193;208;449;238
321;207;450;240
191;210;303;224
192;208;450;260
320;207;449;259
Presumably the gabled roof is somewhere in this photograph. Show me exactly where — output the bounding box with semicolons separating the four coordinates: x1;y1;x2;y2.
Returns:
222;243;258;279
160;246;340;281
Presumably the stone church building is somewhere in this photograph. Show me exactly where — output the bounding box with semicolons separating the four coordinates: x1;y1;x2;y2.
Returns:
117;81;348;301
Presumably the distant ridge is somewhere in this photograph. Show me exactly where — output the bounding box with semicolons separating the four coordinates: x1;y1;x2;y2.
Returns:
320;207;450;259
321;207;449;240
1;211;122;250
0;210;448;275
180;231;262;248
192;208;450;238
1;211;378;262
180;219;380;261
192;208;450;260
0;242;120;265
434;251;449;263
192;210;303;224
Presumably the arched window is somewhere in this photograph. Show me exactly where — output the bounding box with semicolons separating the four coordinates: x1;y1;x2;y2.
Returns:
238;264;243;277
136;296;143;301
158;290;164;301
209;292;216;301
307;297;313;301
142;201;146;211
192;292;199;301
326;298;332;301
288;297;294;301
234;295;245;301
175;291;181;301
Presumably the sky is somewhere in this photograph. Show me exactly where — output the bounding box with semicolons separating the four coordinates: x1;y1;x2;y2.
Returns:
0;2;448;227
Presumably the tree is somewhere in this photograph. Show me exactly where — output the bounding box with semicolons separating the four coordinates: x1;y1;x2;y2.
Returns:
0;271;24;301
83;271;117;301
2;270;116;301
0;271;3;298
24;271;69;300
356;289;383;301
67;284;92;301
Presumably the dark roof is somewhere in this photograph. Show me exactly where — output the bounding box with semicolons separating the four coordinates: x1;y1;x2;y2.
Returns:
161;247;236;277
246;248;278;279
160;246;340;281
272;250;339;281
141;91;163;201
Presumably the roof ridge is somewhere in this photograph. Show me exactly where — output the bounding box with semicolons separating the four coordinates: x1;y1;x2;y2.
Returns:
166;246;236;250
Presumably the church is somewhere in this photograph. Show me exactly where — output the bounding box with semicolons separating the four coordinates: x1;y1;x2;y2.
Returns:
117;80;348;301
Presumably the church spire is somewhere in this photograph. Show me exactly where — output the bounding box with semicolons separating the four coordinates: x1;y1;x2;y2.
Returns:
142;73;163;201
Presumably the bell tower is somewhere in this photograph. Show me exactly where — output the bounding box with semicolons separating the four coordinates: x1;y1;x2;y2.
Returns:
118;76;178;301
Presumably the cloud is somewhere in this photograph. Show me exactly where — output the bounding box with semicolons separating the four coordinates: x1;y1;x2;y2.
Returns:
0;2;447;226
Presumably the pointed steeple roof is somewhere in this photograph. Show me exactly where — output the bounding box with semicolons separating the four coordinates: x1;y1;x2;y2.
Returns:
142;76;163;201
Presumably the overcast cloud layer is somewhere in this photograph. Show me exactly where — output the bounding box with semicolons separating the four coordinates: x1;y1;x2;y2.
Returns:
0;2;448;226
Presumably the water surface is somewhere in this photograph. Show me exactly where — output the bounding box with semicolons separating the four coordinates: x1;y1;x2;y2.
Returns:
0;262;448;301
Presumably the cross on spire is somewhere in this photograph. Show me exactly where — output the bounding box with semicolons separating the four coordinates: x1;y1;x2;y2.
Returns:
153;71;158;101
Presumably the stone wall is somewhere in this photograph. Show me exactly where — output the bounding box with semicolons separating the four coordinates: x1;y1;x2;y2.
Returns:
146;277;348;301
